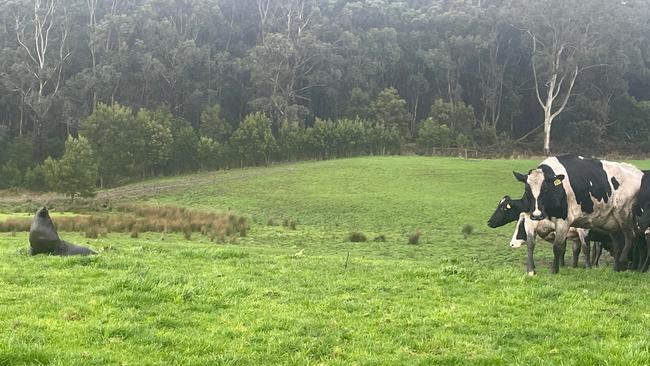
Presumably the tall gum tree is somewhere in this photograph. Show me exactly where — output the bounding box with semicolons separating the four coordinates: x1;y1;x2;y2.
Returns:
511;0;636;155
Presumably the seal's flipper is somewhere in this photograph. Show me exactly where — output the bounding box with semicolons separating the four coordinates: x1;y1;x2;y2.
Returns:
61;240;96;256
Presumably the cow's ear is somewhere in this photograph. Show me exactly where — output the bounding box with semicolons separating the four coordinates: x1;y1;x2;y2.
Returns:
513;171;527;183
553;174;565;186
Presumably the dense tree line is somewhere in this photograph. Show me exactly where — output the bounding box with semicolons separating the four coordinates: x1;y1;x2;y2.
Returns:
2;0;650;190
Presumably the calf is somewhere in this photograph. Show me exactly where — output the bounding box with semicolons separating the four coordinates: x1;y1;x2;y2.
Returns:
513;155;643;273
488;195;587;268
509;213;591;275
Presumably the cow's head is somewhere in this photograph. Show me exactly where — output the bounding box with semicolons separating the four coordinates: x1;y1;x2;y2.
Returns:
487;195;522;228
513;168;565;221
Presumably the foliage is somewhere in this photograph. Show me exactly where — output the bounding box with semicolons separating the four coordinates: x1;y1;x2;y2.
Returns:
196;137;221;171
230;113;277;166
429;99;476;136
370;87;412;137
42;136;98;201
199;104;232;144
81;103;140;185
136;108;174;175
416;118;453;149
1;0;650;188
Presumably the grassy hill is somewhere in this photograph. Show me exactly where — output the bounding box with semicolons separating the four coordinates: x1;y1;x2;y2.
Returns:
2;156;650;364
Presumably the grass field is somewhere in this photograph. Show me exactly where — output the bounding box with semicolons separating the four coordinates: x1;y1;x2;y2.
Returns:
3;156;650;365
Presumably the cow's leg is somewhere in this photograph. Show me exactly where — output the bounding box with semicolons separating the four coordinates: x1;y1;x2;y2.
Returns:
551;222;570;274
526;235;536;276
615;230;636;272
641;233;650;272
579;232;591;269
594;242;602;266
634;236;646;271
571;238;580;268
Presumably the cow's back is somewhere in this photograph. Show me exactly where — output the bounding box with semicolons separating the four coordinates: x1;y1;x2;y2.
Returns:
540;155;642;231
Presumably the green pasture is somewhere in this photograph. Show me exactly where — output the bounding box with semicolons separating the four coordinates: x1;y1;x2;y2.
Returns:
2;156;650;365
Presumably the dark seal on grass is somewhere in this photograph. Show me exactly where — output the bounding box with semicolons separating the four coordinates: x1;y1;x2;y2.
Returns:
29;207;96;256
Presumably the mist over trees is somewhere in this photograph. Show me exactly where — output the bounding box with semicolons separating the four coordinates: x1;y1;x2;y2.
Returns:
1;0;650;189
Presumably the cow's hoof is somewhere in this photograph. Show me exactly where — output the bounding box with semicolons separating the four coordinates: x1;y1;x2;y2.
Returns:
527;271;536;277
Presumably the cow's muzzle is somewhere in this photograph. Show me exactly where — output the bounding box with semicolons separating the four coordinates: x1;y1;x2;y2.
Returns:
530;213;545;221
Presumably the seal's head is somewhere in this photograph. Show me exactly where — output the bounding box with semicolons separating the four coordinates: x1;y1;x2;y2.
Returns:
37;206;49;218
32;206;55;231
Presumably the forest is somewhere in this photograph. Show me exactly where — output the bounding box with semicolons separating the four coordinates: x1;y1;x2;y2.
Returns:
2;0;650;192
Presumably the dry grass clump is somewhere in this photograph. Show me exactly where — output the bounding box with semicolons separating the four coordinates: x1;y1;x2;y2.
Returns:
373;234;386;242
283;218;298;230
0;204;249;242
408;230;422;245
462;224;474;238
348;231;367;242
0;219;31;232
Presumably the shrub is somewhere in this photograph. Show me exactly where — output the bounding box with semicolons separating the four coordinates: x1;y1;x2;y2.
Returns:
373;234;386;242
462;224;474;238
85;227;99;239
283;218;298;230
408;230;422;245
348;231;367;242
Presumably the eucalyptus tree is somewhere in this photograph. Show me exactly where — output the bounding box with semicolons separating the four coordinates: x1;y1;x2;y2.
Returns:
510;0;643;155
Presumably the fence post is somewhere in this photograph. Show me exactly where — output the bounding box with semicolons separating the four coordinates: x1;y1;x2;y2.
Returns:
464;149;468;159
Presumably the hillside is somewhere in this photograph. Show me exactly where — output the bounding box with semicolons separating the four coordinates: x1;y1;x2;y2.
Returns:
2;156;650;364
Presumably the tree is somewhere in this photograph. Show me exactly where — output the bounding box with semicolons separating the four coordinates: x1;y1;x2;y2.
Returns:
167;117;199;174
416;117;452;150
43;136;97;201
81;103;141;186
230;112;277;166
511;0;635;155
345;88;370;120
370;87;411;138
136;107;173;176
429;99;475;136
278;120;307;161
197;136;221;171
199;104;232;143
3;0;71;155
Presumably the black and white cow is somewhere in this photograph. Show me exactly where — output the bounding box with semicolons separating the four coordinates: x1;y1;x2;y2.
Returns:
487;195;586;268
513;155;643;273
632;171;650;271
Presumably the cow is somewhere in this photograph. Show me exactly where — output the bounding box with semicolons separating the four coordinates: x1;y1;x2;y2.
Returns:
509;212;591;274
513;155;643;274
632;171;650;271
488;195;586;268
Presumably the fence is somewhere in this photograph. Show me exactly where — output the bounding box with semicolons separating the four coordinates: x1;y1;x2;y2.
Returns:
431;147;480;159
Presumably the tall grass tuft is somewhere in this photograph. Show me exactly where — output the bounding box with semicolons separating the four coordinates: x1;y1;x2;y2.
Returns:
348;231;367;242
0;204;249;241
462;224;474;238
408;230;422;245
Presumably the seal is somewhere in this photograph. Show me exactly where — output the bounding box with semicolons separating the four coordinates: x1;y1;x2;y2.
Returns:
29;207;96;256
